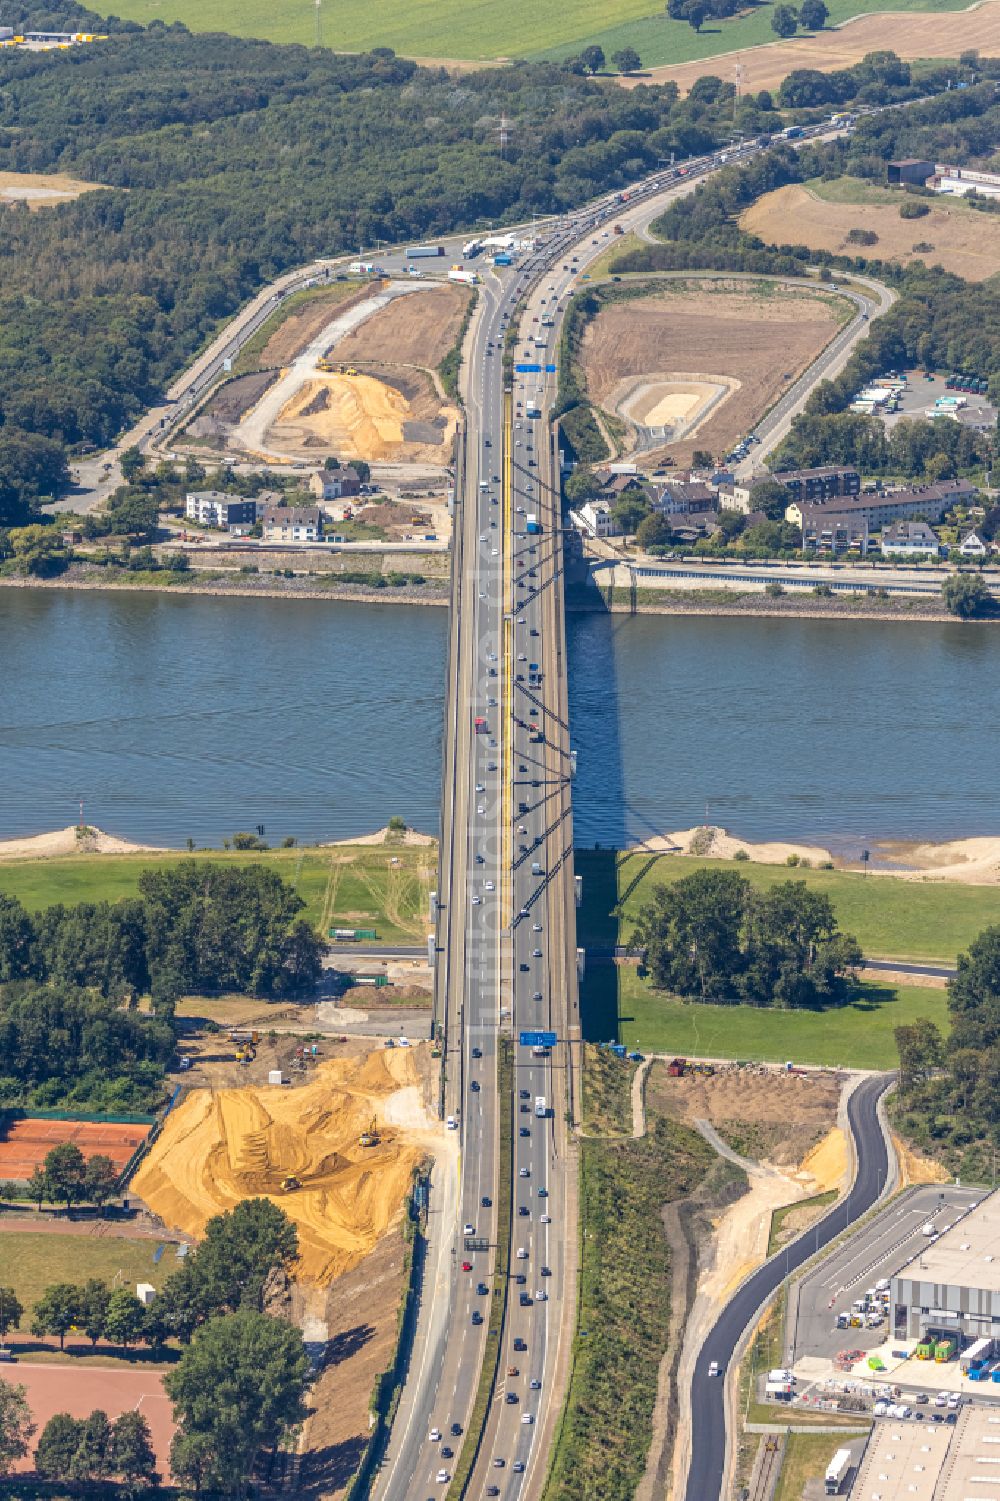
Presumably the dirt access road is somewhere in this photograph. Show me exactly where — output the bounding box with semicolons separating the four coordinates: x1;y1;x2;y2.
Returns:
581;279;843;467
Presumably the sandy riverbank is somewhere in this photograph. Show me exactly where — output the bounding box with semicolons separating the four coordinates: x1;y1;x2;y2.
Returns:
631;824;1000;886
0;823;438;862
569;594;966;625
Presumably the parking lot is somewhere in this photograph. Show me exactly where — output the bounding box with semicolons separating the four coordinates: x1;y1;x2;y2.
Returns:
790;1185;983;1374
883;371;998;433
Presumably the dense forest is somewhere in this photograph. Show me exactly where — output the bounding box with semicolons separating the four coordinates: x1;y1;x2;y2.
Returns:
895;926;1000;1181
0;2;772;521
0;864;323;1110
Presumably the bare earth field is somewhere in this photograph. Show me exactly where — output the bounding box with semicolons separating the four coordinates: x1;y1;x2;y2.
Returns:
258;283;371;368
301;1228;408;1499
0;169;107;207
648;1066;842;1169
628;0;1000;93
742;184;1000;282
581;281;842;466
133;1046;439;1283
333;283;471;369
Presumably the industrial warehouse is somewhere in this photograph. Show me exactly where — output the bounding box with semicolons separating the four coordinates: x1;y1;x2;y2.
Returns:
845;1407;1000;1500
892;1191;1000;1347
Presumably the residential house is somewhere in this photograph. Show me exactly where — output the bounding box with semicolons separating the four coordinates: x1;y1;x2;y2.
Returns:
654;481;716;515
309;466;362;501
958;528;989;559
576;501;615;538
798;510;870;556
598;472;645;501
774;466;861;506
879;521;941;558
667;510;721;544
788;479;977;535
261;505;324;543
185;492;263;530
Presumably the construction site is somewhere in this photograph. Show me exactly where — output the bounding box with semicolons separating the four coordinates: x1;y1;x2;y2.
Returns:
132;1042;441;1284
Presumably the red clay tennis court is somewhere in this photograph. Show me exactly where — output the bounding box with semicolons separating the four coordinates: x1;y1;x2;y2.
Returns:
11;1363;174;1476
0;1118;151;1179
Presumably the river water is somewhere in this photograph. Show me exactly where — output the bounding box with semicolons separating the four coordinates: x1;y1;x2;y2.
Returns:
2;591;999;850
0;591;447;847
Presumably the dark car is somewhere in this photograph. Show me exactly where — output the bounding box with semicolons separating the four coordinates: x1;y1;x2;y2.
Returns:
520;1293;533;1307
477;1282;489;1295
506;1392;518;1404
472;1047;482;1058
451;1423;463;1436
481;1195;492;1208
518;1205;529;1216
472;1311;483;1326
441;1446;453;1458
514;1338;527;1352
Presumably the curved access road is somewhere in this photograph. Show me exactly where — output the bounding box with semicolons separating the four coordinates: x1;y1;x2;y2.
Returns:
684;1071;895;1501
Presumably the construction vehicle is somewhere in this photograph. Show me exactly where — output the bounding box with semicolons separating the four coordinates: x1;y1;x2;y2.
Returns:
317;356;336;372
230;1028;260;1063
359;1117;380;1148
280;1176;301;1192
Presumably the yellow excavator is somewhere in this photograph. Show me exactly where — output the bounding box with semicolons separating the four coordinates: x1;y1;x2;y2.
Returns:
280;1175;301;1192
359;1117;380;1148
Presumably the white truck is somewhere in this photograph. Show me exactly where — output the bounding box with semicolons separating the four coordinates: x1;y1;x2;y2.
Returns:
448;267;478;286
535;1096;547;1118
348;260;376;275
824;1449;852;1494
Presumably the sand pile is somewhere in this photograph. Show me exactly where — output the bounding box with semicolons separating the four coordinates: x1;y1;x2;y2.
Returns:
268;370;457;464
133;1049;435;1283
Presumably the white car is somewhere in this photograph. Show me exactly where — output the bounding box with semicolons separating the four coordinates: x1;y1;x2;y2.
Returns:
485;880;495;892
477;805;485;816
491;548;499;557
476;782;485;792
464;1223;475;1235
532;922;542;932
933;1395;947;1407
446;1116;458;1130
535;1290;547;1301
520;1413;534;1425
708;1361;720;1377
436;1470;450;1484
472;895;481;905
540;1214;551;1224
519;1167;529;1178
430;1428;441;1442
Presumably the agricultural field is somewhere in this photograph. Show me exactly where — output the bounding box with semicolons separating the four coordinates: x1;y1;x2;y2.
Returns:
578;278;846;468
94;0;979;70
0;843;437;946
742;180;1000;283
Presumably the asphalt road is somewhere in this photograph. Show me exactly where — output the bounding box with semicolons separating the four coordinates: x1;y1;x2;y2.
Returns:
685;1072;895;1501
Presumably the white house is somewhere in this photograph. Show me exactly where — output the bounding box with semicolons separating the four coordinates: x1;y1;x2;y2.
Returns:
576;501;615;539
879;521;941;559
957;528;989;558
261;506;323;543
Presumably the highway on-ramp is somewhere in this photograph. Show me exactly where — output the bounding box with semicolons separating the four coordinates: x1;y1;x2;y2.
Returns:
684;1072;895;1501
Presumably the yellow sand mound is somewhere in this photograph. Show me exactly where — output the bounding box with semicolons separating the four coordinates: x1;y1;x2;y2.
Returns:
133;1051;432;1283
276;373;406;460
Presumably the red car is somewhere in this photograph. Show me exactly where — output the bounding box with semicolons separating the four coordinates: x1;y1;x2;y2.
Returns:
462;1261;473;1272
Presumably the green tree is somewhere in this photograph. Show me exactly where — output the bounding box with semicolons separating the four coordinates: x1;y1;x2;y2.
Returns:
0;430;68;526
84;1154;119;1213
79;1280;111;1348
169;1429;216;1495
70;1410;112;1484
0;895;36;983
692;449;714;469
0;1379;35;1477
634;869;750;1000
31;1284;81;1350
797;0;828;27
34;1413;83;1481
0;1288;23;1342
165;1310;309;1496
351;459;371;484
688;5;707;29
579;45;606;73
104;1289;147;1350
771;4;799;35
110;1410;159;1497
948;926;1000;1052
749;477;793;521
895;1019;944;1087
942;571;990;618
612;48;642;74
25;1168;48;1213
564;466;602;504
636;512;674;550
610;494;652;534
119;448;145;483
925;451;956;481
42;1142;87;1211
